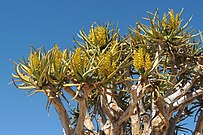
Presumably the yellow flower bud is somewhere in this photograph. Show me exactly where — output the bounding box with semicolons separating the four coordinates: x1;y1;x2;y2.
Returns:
54;50;63;71
134;48;144;70
71;48;88;72
169;9;175;25
52;45;63;71
145;53;151;71
98;51;116;77
88;26;107;46
29;52;40;71
175;13;180;28
73;48;82;69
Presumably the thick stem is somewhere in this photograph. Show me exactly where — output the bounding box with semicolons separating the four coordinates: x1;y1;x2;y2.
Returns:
98;102;107;134
63;86;82;101
131;109;141;135
112;123;121;135
131;83;143;135
101;94;115;123
193;110;203;135
167;100;193;135
171;89;203;111
118;84;145;125
69;84;96;135
167;105;185;135
165;77;198;105
84;110;94;131
73;99;86;135
51;97;72;135
142;114;149;135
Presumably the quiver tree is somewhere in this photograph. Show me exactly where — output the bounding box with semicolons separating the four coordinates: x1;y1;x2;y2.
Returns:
12;9;203;135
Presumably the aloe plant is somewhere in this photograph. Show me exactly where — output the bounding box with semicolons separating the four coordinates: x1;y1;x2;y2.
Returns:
12;9;203;135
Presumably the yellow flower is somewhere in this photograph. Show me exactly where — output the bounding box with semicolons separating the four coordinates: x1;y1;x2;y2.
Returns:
162;10;181;30
88;26;107;46
175;13;180;28
71;48;88;72
169;9;180;29
133;48;152;72
29;52;40;71
134;48;144;70
73;48;82;69
51;45;64;71
175;13;179;23
98;52;116;77
54;50;63;70
169;9;175;25
144;53;151;71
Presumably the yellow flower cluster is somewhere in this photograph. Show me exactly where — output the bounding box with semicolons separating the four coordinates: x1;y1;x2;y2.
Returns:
88;26;107;46
29;52;40;71
72;48;88;71
54;50;63;71
134;48;144;70
51;45;67;71
98;51;117;77
73;48;82;69
134;48;151;71
162;9;180;30
145;53;151;71
169;9;175;24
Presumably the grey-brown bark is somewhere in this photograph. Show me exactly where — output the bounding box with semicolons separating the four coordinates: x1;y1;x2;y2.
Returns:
193;110;203;135
51;97;73;135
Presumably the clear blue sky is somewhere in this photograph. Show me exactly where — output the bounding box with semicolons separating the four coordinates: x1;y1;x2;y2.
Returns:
1;0;203;135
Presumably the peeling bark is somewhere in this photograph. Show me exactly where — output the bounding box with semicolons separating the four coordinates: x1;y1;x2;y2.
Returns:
84;111;94;131
131;112;141;135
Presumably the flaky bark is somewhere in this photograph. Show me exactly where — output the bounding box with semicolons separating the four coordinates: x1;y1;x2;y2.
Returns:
84;111;94;131
131;111;141;135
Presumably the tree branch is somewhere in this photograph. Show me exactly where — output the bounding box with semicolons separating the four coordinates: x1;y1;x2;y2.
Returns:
51;97;73;135
63;84;95;102
106;89;124;119
63;86;82;101
131;109;141;135
165;77;198;105
84;111;94;131
118;84;145;125
101;94;115;123
73;99;86;135
171;89;203;111
73;85;95;135
167;101;192;135
193;110;203;135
